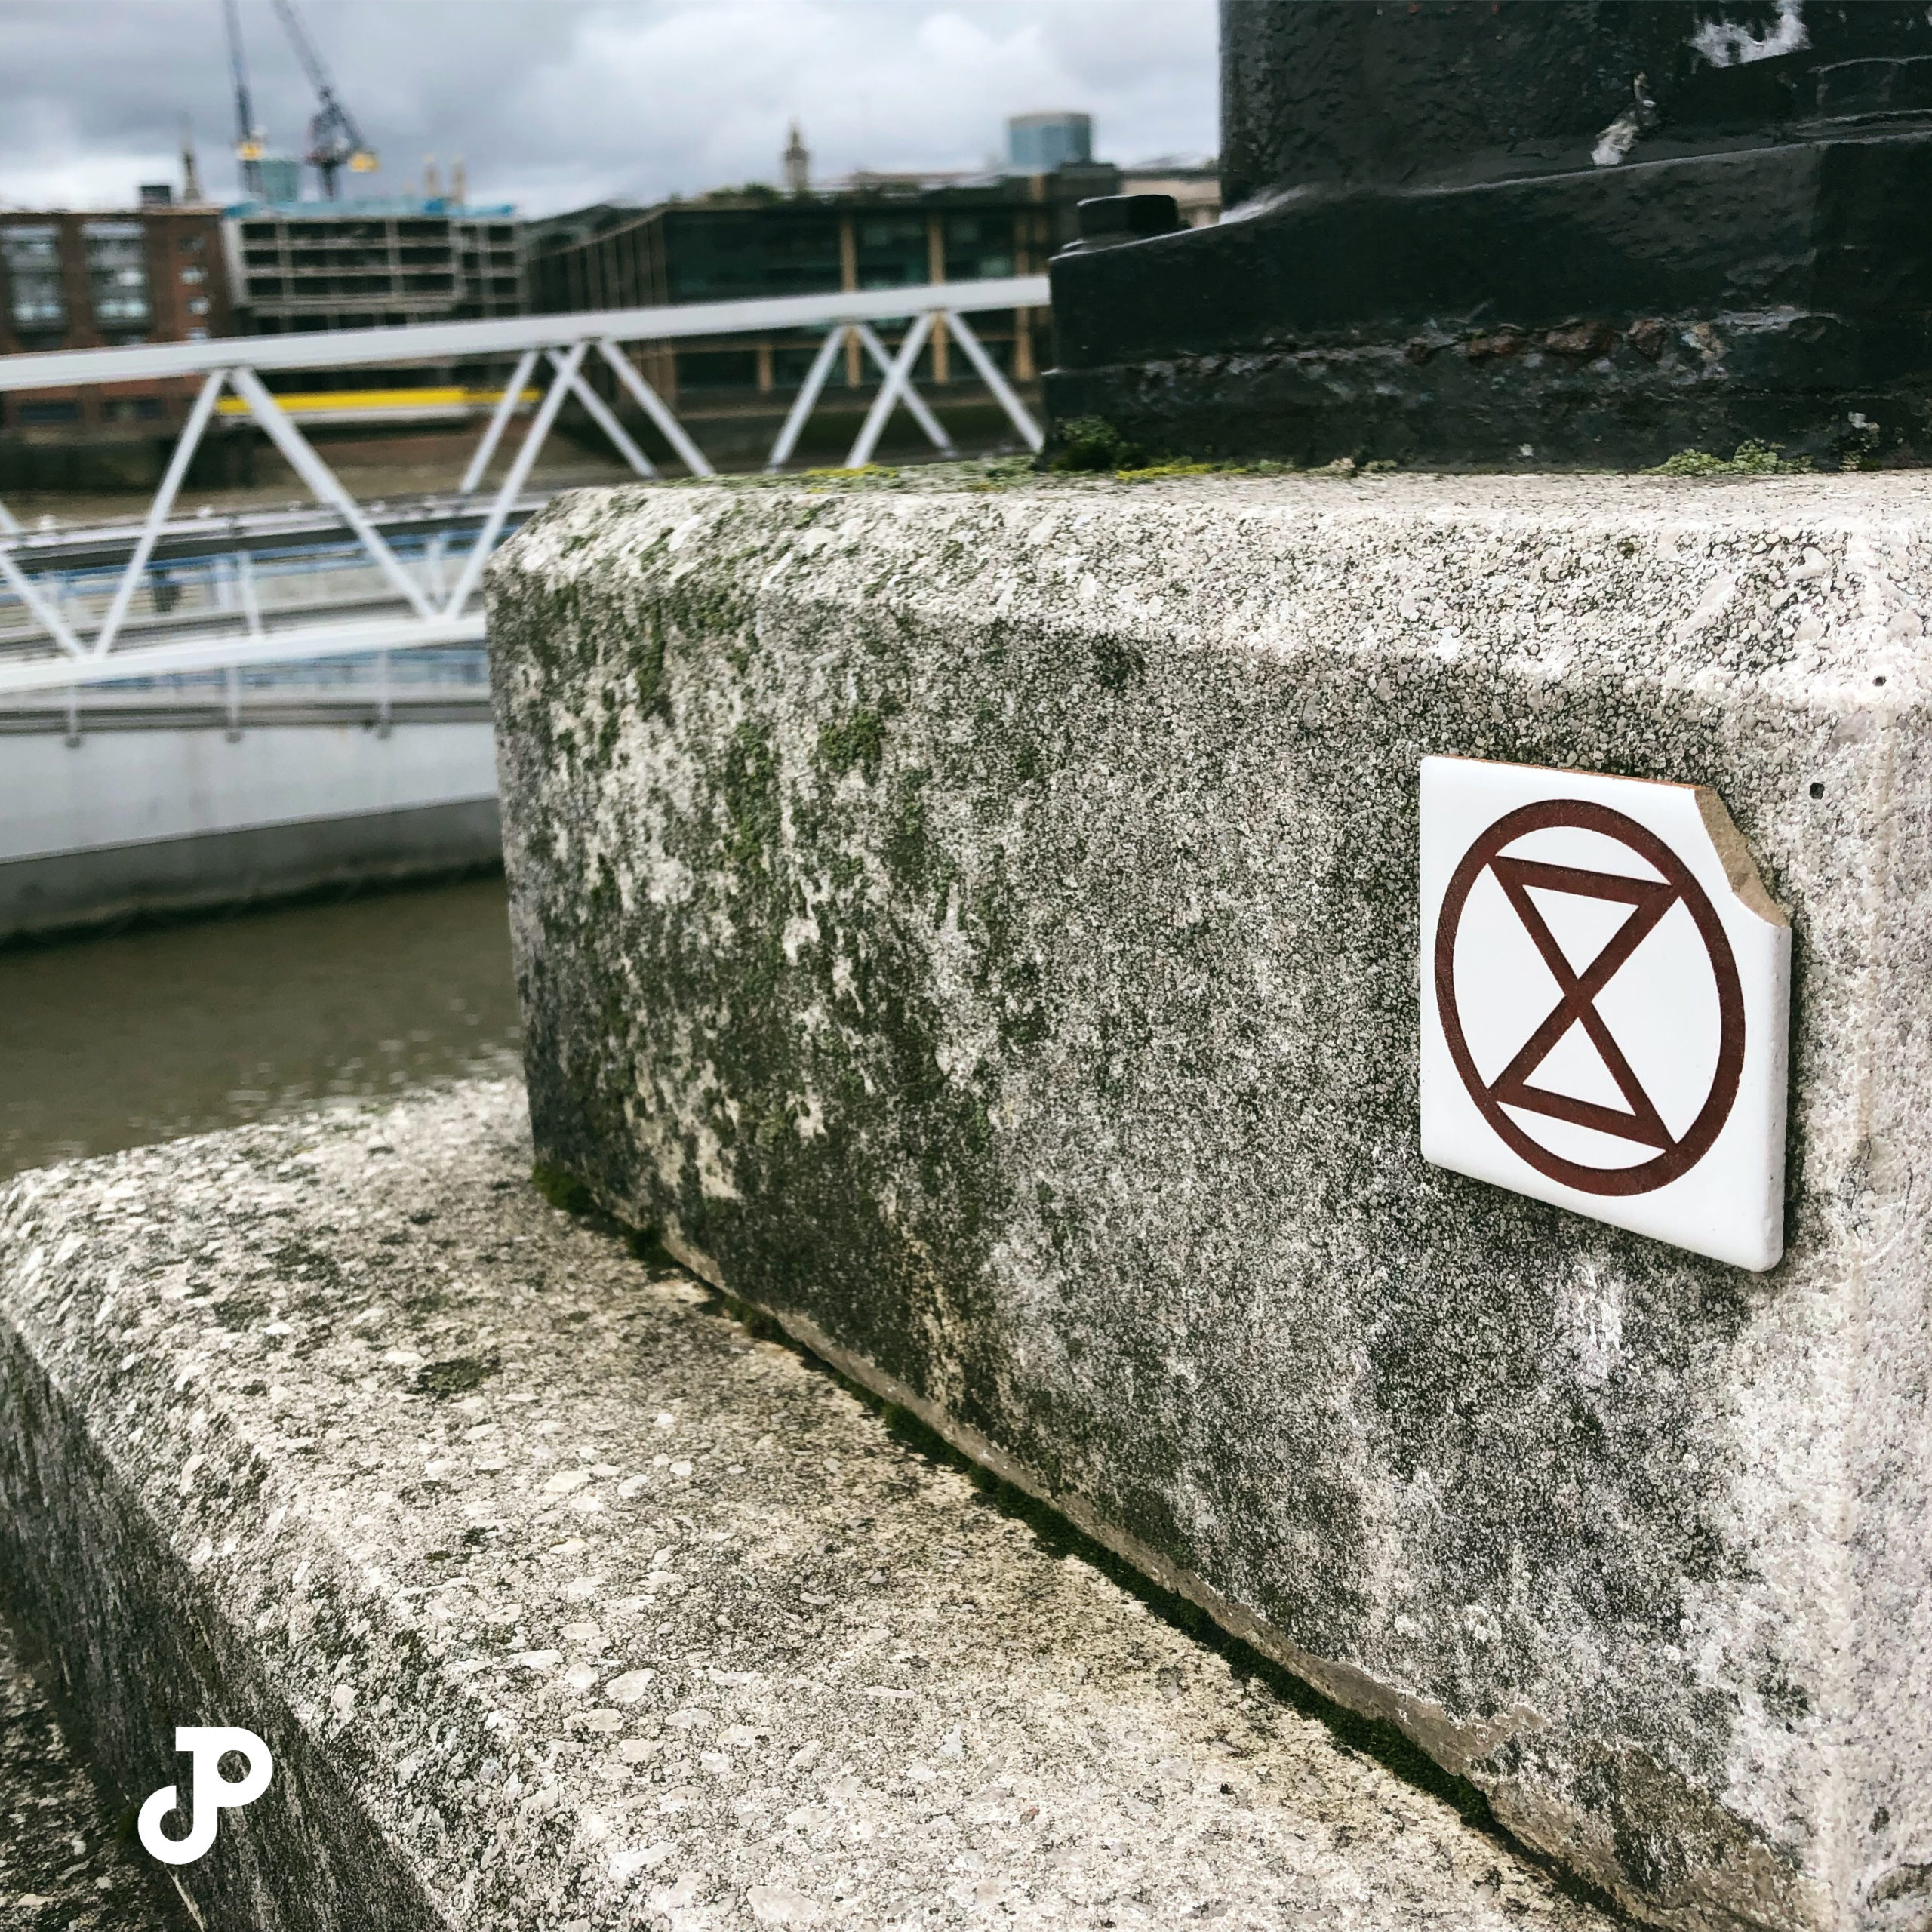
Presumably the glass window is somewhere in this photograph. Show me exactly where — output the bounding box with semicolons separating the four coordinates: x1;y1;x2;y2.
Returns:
855;214;928;290
944;214;1012;281
2;225;68;333
675;348;760;389
83;220;152;332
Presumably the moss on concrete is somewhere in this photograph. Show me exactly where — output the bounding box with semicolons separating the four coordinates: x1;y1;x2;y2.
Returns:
486;471;1932;1932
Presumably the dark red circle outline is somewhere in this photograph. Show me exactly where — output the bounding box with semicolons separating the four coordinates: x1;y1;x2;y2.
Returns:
1433;799;1746;1198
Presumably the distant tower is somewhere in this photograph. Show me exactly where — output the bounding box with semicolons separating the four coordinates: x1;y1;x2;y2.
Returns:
423;156;443;200
1006;111;1093;173
783;122;811;193
450;156;468;206
180;114;205;204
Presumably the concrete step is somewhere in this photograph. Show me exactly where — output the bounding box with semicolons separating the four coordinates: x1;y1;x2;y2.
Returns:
0;1081;1618;1931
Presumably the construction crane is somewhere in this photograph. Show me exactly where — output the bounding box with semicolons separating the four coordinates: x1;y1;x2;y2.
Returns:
222;0;266;198
266;0;378;198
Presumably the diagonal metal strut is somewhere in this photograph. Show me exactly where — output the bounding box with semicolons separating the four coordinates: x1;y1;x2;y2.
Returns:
459;346;540;496
228;366;433;618
595;340;714;478
943;309;1043;453
766;326;848;473
91;368;229;657
549;348;655;478
850;317;952;466
442;339;588;616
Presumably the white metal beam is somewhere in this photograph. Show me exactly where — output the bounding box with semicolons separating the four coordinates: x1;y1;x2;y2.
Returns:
595;340;714;478
765;327;848;473
851;321;955;458
458;346;540;495
551;348;656;479
227;366;435;620
0;550;86;659
0;611;483;697
441;340;587;615
91;367;229;657
0;277;1051;391
943;309;1044;453
847;312;940;469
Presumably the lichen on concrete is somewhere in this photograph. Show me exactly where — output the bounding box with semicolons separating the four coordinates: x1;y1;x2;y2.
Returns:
0;1083;1618;1930
485;470;1932;1930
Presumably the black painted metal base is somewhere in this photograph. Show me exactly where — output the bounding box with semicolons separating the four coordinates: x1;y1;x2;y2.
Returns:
1047;131;1932;470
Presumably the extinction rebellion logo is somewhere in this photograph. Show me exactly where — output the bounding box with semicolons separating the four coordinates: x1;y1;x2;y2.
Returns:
1432;798;1746;1198
1418;755;1791;1272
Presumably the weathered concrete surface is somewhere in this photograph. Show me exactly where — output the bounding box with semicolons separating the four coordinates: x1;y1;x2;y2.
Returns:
487;471;1932;1932
0;1607;194;1930
0;1082;1617;1931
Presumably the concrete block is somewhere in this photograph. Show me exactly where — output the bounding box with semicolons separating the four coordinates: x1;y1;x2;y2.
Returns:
0;1084;1606;1930
487;472;1932;1931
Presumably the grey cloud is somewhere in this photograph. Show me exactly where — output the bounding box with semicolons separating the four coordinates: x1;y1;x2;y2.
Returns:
0;0;1216;215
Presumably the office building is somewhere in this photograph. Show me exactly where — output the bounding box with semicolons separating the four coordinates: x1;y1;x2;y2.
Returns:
1006;112;1094;174
1;205;231;356
528;152;1116;418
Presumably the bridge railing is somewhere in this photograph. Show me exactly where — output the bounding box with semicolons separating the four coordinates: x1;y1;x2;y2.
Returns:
0;275;1050;706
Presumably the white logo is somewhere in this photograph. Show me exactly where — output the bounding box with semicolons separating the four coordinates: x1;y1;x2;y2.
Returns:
137;1727;274;1866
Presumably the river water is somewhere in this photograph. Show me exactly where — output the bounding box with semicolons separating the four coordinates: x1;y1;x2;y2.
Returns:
0;875;523;1182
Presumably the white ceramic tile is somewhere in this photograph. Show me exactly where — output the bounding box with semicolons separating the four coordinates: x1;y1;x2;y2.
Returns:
1420;755;1791;1271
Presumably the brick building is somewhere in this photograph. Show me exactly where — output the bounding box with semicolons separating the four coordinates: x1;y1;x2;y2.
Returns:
0;205;236;484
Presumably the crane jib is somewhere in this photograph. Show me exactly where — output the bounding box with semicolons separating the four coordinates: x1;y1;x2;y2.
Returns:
225;0;377;202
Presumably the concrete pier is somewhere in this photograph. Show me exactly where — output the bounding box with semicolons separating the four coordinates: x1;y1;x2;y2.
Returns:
485;470;1932;1930
0;1083;1611;1930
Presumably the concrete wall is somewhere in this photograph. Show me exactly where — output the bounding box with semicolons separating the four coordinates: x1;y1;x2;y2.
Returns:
0;720;500;937
488;473;1932;1932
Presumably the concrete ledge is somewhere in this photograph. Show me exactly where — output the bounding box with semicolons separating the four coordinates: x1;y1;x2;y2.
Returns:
485;472;1932;1930
0;1083;1614;1931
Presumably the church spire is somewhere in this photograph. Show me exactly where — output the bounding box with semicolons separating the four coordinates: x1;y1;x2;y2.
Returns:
783;122;810;194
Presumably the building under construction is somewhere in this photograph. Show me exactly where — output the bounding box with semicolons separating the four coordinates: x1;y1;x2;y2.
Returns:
211;0;529;426
225;199;525;336
211;197;527;432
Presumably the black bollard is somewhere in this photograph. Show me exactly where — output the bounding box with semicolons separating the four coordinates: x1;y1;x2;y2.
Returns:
1048;0;1932;470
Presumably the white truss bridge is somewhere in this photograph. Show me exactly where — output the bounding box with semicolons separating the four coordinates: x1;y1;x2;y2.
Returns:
0;276;1048;726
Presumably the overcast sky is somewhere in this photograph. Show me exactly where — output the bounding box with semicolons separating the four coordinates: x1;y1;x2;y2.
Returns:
0;1;1218;217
